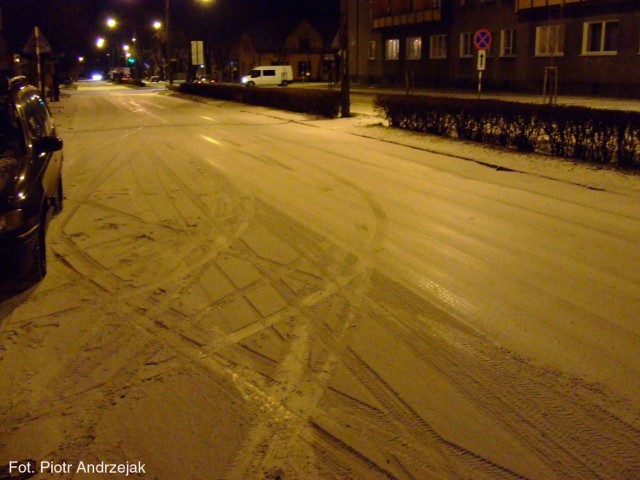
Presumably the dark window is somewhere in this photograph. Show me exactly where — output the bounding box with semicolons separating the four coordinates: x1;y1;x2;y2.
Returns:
584;20;619;54
18;91;52;140
0;102;25;157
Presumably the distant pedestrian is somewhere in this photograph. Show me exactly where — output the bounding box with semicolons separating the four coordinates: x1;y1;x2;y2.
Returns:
44;73;54;101
53;74;60;101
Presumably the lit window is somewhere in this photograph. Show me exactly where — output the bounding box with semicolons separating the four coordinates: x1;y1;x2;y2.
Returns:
500;29;516;57
535;25;564;57
460;32;473;58
386;38;400;60
406;37;422;60
582;20;619;55
430;34;447;59
368;40;376;60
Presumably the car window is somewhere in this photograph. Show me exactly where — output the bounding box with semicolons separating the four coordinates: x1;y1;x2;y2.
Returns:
0;101;26;157
250;70;261;78
18;90;53;140
264;70;276;77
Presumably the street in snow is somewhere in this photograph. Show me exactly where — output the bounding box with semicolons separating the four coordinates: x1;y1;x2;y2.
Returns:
1;81;639;480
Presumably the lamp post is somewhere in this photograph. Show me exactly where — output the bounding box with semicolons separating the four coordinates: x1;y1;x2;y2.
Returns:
152;20;165;80
105;17;121;75
166;0;172;84
95;35;114;78
340;0;351;117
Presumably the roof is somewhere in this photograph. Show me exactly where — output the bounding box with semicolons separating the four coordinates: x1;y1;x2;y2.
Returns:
243;16;339;53
244;19;300;53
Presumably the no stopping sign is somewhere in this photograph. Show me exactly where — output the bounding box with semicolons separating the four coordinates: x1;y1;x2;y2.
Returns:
474;29;492;50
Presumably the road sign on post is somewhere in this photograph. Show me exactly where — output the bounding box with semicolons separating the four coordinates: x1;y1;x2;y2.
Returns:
473;29;492;99
191;40;204;66
477;50;486;71
23;27;52;96
473;29;492;51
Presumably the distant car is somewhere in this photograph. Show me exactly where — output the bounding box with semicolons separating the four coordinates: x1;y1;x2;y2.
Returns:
194;75;216;85
0;76;64;291
149;75;160;83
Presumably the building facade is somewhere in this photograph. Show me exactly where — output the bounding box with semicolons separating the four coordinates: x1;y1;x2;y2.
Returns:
231;20;338;83
350;0;640;96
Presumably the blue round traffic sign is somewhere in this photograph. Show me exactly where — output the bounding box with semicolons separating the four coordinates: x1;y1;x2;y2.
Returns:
474;29;492;50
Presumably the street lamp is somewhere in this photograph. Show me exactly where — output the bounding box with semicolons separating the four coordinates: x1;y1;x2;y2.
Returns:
165;0;172;84
104;16;143;78
95;36;112;75
152;20;166;80
340;0;351;117
102;17;121;73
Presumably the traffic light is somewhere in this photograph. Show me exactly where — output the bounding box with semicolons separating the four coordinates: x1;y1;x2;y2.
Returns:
127;56;136;65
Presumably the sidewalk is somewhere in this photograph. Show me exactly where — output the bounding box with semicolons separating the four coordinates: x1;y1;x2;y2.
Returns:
292;81;640;112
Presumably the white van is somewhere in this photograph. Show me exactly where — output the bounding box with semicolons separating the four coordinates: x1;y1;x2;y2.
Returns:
241;65;293;87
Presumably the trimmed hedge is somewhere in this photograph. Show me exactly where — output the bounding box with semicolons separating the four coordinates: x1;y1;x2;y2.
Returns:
115;78;146;87
178;83;341;118
374;95;640;169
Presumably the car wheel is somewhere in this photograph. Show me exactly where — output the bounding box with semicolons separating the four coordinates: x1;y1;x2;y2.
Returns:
53;177;64;215
13;219;47;291
247;81;255;87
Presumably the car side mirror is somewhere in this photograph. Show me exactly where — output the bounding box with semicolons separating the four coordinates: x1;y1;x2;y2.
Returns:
33;136;63;154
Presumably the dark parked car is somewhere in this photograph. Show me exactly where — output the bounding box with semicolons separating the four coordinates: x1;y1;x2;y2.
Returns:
0;76;63;290
194;75;216;85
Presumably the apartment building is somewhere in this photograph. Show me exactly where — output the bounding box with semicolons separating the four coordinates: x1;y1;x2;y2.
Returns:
350;0;640;96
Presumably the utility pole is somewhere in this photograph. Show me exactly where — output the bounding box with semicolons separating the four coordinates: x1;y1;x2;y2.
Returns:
35;27;43;96
166;0;172;85
340;0;350;117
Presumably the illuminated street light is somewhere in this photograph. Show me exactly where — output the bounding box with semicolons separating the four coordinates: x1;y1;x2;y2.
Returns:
96;37;105;49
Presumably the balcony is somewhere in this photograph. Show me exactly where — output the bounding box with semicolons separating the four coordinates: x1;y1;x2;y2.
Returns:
372;0;442;29
516;0;589;10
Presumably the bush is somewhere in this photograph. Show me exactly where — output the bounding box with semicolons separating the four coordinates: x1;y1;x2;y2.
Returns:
374;94;640;169
178;83;341;118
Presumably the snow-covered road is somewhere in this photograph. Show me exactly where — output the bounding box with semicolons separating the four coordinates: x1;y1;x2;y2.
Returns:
1;82;639;479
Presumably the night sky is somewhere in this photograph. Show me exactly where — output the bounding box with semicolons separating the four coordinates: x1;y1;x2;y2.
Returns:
0;0;339;57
